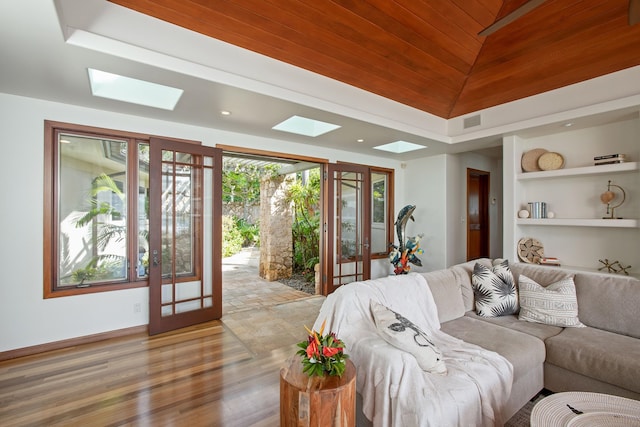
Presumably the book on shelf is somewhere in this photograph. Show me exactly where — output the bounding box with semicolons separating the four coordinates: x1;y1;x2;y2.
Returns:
539;257;561;266
593;153;625;161
594;159;626;166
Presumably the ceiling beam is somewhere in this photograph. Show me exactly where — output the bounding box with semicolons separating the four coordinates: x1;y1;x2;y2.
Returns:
478;0;549;36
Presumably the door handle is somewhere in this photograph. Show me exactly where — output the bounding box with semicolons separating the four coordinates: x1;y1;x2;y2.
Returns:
152;249;159;266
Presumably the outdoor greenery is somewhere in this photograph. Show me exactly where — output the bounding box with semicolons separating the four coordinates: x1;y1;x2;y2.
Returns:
236;218;260;247
222;215;261;258
221;160;271;258
213;161;323;284
222;215;244;258
284;169;321;282
69;173;131;284
222;161;279;203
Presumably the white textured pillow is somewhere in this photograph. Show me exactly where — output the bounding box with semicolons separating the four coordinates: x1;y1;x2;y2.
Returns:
471;260;519;317
518;274;585;328
370;301;447;375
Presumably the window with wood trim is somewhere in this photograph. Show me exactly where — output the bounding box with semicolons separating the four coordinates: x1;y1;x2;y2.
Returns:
43;122;198;298
370;168;394;259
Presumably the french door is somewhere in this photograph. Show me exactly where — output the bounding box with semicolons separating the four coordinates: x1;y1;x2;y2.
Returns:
323;163;371;295
148;138;222;335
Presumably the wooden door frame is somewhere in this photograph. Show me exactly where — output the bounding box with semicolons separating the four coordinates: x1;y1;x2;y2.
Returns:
322;163;372;295
466;168;490;260
148;138;222;335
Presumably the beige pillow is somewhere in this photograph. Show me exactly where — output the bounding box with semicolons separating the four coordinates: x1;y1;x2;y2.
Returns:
370;301;447;374
518;274;585;328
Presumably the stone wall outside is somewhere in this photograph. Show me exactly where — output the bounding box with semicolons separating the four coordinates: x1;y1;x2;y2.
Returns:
259;175;293;281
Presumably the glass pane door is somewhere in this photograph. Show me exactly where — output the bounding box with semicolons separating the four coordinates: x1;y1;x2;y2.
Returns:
323;164;371;294
149;139;222;335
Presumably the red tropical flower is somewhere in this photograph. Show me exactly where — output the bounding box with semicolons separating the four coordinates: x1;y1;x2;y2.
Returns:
323;346;341;357
306;340;319;359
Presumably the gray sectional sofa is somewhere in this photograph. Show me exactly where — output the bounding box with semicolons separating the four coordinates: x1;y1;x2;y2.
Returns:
423;258;640;420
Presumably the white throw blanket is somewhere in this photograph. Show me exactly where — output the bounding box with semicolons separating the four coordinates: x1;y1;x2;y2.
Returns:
314;273;513;427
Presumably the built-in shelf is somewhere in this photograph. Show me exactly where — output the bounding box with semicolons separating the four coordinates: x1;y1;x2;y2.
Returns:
517;162;638;180
516;218;638;228
523;263;639;279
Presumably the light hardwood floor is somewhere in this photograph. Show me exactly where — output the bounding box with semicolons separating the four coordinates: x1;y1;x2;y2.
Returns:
0;321;295;426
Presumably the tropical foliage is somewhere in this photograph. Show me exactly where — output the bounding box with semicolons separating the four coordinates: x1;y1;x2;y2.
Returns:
222;215;244;257
221;160;271;257
222;161;279;203
70;173;133;284
284;169;321;282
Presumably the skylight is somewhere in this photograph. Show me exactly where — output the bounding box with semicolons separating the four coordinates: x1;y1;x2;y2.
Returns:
87;68;183;110
373;141;427;154
272;115;341;137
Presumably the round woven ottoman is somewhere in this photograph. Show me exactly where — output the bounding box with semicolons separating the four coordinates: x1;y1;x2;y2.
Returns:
531;392;640;426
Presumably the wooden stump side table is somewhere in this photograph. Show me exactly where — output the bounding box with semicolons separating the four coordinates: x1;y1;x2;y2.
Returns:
280;355;356;427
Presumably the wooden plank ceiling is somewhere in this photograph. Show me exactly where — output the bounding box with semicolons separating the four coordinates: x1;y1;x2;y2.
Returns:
109;0;640;119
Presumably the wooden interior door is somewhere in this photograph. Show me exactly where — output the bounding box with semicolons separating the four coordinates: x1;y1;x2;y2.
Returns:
322;163;371;295
467;168;490;261
148;138;222;335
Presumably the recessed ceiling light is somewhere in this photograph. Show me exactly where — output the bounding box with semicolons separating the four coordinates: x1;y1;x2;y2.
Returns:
87;68;183;110
220;110;232;116
272;115;341;137
373;141;427;154
563;122;574;127
357;139;364;143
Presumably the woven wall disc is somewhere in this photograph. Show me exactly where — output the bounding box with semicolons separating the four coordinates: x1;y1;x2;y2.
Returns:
538;152;565;171
517;237;544;264
521;148;548;172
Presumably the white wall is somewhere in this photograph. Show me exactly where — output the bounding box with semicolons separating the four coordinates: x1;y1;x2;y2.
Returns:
0;93;403;352
402;155;448;272
402;151;503;272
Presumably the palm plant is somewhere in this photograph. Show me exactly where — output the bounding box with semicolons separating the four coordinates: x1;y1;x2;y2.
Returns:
71;173;147;284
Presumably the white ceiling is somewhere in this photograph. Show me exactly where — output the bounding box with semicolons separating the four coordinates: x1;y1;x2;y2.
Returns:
1;0;639;161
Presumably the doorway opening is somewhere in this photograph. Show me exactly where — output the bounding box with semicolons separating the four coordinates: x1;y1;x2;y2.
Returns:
220;151;324;316
467;168;490;261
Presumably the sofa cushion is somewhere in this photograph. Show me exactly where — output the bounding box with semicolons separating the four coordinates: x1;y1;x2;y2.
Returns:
545;326;640;394
441;316;545;382
518;275;585;328
370;300;447;374
573;272;640;339
510;263;571;288
420;269;465;323
511;263;640;338
472;260;519;317
451;258;492;312
464;312;563;341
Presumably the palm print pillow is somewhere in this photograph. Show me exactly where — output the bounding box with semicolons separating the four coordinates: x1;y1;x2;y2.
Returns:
471;260;518;317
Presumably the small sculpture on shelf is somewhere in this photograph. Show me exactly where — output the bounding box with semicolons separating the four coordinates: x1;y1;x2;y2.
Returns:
600;180;626;219
598;259;632;276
